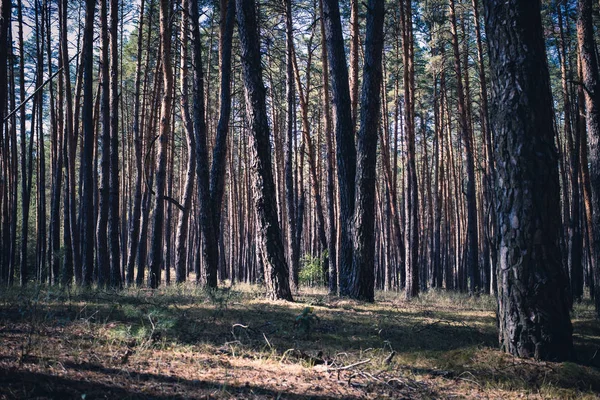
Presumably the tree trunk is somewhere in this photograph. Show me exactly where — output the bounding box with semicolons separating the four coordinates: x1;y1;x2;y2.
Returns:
319;0;337;295
81;0;97;285
175;0;195;284
97;0;111;287
449;0;479;294
236;0;293;301
109;0;121;287
350;0;385;302
191;0;218;288
577;0;600;317
126;0;146;286
484;0;574;360
322;0;356;296
148;0;173;288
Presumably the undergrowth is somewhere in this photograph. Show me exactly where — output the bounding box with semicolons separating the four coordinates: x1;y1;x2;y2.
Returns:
0;284;598;399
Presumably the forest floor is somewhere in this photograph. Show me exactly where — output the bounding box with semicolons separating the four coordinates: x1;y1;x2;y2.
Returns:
0;284;598;399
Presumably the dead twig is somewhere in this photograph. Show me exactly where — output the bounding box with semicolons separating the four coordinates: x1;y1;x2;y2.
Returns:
329;358;372;371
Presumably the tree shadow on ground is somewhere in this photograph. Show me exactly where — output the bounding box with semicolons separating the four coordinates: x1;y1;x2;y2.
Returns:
0;366;357;400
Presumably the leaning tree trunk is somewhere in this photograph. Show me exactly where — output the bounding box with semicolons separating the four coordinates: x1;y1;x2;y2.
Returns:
350;0;385;302
484;0;574;361
236;0;292;301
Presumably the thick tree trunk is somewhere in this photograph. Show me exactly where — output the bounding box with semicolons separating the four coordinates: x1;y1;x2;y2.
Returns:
322;0;356;296
236;0;293;301
350;0;385;302
484;0;574;361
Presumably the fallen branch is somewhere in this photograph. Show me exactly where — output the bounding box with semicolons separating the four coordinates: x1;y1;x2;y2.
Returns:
329;358;372;371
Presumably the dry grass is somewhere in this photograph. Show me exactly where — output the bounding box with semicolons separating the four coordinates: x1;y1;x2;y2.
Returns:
0;284;598;399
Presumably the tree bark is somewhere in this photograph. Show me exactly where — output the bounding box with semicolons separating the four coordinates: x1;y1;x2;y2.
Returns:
236;0;293;301
350;0;385;302
148;0;173;288
322;0;356;296
81;0;97;285
449;0;479;294
484;0;574;360
577;0;600;317
109;0;121;287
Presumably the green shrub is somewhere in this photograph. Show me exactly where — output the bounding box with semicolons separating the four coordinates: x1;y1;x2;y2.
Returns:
299;253;325;287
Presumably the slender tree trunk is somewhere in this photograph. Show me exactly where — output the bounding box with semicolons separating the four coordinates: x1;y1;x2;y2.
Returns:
236;0;293;301
191;0;218;288
449;0;479;294
109;0;121;287
577;0;600;317
349;0;359;127
148;0;173;288
175;0;195;284
401;0;419;299
81;0;97;285
284;0;299;290
319;0;337;295
97;0;111;287
126;0;148;286
209;0;235;254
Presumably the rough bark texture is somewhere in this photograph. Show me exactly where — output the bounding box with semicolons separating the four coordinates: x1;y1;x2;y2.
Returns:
192;0;218;288
236;0;292;301
449;0;479;294
97;0;110;287
80;0;96;286
126;0;146;286
109;0;121;287
350;0;385;302
484;0;574;361
209;0;235;251
175;0;195;284
322;0;356;296
148;0;173;288
401;0;418;299
319;0;337;295
284;0;299;290
577;0;600;317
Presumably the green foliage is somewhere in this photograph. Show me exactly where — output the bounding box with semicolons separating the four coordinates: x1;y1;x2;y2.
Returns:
294;306;319;338
299;253;326;287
